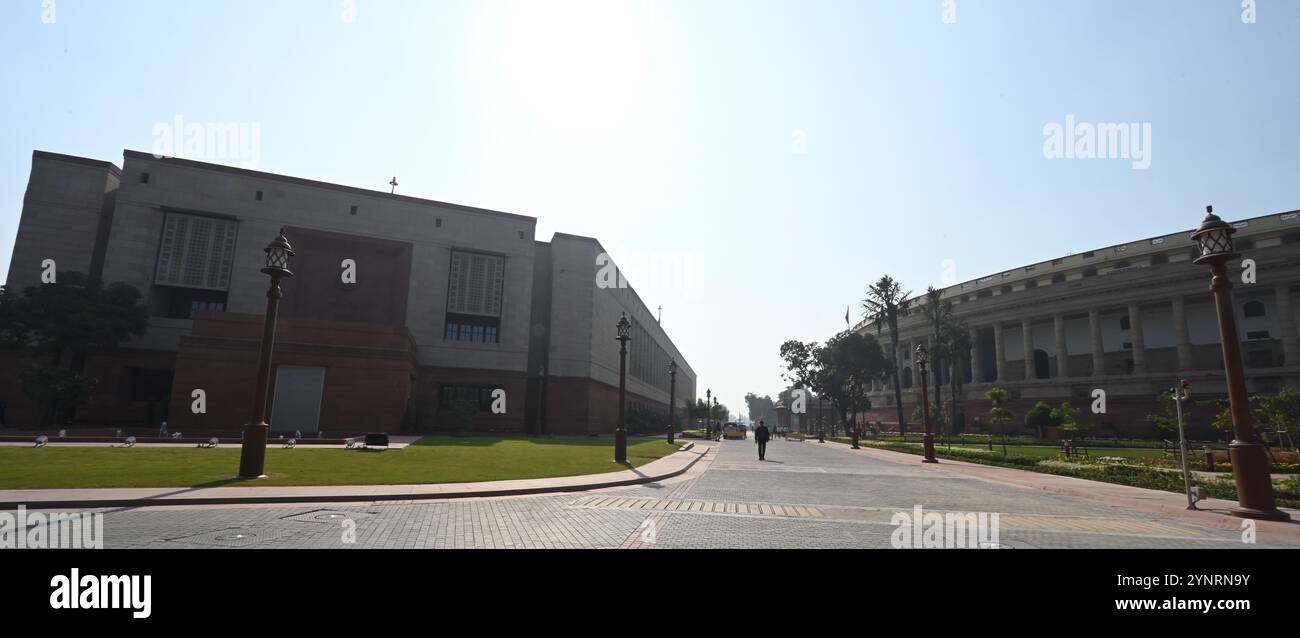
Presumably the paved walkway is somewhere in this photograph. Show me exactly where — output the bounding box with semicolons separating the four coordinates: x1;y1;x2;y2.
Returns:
0;442;704;509
8;438;1299;548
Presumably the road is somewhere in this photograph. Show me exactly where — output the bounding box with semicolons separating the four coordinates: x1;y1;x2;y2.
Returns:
78;437;1293;549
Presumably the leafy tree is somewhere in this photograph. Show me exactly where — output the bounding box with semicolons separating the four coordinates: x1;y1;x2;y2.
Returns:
0;272;148;368
0;273;148;427
818;330;885;435
744;392;778;425
1052;401;1082;438
986;387;1014;455
1024;401;1059;439
862;275;911;435
1146;391;1196;437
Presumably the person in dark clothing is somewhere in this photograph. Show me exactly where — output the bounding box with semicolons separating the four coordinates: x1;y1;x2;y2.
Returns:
755;420;770;460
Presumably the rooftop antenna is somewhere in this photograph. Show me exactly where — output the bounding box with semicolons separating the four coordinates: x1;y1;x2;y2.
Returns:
657;305;662;323
389;176;398;194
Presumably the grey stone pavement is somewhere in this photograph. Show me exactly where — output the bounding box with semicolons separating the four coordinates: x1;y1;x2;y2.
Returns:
39;437;1300;549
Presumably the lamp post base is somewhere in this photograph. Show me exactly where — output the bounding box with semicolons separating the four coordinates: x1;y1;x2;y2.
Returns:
922;433;938;463
1227;442;1290;521
237;421;270;479
614;428;628;464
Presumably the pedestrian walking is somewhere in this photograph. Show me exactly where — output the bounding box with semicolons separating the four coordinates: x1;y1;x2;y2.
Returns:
755;419;770;461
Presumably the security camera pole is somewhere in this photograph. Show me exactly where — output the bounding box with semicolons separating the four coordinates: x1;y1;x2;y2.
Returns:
1173;379;1195;510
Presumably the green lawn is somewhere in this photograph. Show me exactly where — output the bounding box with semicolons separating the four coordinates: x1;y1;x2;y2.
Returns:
0;437;684;489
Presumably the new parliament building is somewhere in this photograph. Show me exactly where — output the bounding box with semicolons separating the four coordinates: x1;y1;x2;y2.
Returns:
2;150;696;435
853;208;1300;437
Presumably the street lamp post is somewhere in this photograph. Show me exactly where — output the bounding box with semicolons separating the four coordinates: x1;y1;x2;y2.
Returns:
537;364;547;436
237;229;295;479
1191;206;1288;520
667;358;677;445
615;313;631;464
706;388;712;439
916;343;937;463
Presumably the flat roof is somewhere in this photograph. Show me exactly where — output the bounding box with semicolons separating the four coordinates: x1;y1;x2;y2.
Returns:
121;149;536;223
33;150;123;176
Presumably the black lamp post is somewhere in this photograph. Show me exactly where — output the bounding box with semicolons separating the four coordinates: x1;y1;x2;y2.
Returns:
706;388;712;439
237;229;294;479
667;358;677;445
537;364;547;436
916;343;937;463
614;313;631;463
1191;206;1288;521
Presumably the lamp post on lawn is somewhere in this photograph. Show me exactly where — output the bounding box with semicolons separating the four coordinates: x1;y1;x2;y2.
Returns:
237;229;294;479
667;358;677;445
915;343;937;463
1191;206;1289;521
615;313;631;464
537;364;547;436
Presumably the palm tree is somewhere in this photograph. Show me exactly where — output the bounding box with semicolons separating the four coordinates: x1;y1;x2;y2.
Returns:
919;286;952;435
862;275;911;436
942;315;971;435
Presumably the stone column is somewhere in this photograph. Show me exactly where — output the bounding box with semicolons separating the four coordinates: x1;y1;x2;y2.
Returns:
1171;296;1193;371
1022;318;1035;380
969;325;983;383
1089;308;1105;376
1054;313;1068;378
994;323;1007;382
1128;304;1146;374
1278;284;1300;367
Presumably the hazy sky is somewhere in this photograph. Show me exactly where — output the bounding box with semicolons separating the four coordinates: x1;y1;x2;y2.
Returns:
2;0;1297;417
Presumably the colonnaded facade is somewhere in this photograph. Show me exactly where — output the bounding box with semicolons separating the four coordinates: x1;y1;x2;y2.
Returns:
853;209;1300;437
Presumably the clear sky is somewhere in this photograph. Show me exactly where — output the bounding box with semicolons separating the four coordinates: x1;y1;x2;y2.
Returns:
2;0;1297;418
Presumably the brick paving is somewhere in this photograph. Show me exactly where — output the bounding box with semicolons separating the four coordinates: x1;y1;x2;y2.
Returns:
30;438;1299;549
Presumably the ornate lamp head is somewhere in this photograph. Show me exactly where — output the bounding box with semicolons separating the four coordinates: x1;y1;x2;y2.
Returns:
262;228;295;277
1191;205;1237;265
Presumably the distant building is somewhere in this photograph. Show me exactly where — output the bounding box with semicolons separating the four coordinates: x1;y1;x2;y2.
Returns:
850;209;1300;437
2;150;696;434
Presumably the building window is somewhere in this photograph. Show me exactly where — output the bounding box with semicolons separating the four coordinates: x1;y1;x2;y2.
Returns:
140;172;150;184
154;212;238;291
1245;330;1270;340
444;315;499;343
1237;238;1255;250
437;385;499;411
1082;267;1097;277
350;205;358;215
1025;280;1038;289
255;190;263;201
1000;285;1012;294
153;286;228;319
1150;254;1168;266
1052;274;1066;284
1243;301;1266;318
447;250;505;317
1120;316;1131;331
1113;261;1130;269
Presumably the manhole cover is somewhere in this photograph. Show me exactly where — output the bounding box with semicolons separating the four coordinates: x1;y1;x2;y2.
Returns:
281;509;373;524
167;527;300;547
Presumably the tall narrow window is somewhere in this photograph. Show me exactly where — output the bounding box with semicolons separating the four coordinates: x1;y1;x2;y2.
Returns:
154;212;238;291
444;250;505;343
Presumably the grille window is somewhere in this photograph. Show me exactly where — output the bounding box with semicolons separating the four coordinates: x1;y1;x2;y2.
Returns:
154;213;238;290
447;251;505;317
